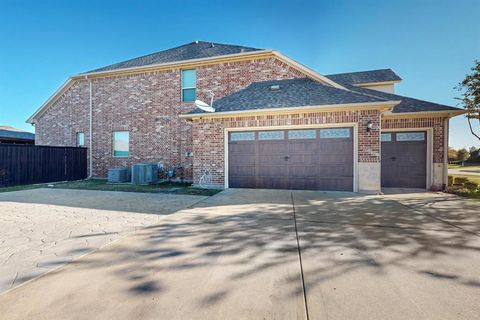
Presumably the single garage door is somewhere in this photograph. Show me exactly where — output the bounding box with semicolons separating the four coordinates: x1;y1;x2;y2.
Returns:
381;131;427;188
228;127;353;191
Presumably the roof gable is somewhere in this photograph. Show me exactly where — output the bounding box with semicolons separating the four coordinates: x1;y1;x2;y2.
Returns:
326;69;402;85
85;41;262;73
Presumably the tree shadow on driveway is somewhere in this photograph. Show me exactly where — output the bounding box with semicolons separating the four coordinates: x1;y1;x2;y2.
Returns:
0;189;479;320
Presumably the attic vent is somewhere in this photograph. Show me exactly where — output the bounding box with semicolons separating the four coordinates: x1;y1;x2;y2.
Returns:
270;85;281;91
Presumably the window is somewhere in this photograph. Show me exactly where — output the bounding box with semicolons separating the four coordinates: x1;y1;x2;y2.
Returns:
381;133;392;142
181;69;196;102
320;128;350;138
113;131;129;157
258;131;285;140
396;132;425;141
288;129;316;139
76;132;85;147
230;132;255;141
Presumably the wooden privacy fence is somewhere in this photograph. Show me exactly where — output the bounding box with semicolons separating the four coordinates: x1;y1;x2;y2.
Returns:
0;144;87;187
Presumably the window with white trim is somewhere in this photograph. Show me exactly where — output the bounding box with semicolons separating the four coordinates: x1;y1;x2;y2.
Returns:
113;131;129;157
181;69;196;102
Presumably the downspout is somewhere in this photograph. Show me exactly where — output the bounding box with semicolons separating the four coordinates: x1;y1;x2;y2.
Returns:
86;76;93;178
443;116;449;189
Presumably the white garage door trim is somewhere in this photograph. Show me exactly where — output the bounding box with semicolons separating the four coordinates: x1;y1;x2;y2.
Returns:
224;123;359;192
380;127;433;190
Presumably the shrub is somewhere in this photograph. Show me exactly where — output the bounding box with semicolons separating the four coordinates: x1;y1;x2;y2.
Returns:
464;181;479;191
448;175;454;186
454;177;469;185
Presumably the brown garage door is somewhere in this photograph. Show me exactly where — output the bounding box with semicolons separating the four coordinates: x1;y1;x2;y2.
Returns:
228;128;353;191
381;131;427;188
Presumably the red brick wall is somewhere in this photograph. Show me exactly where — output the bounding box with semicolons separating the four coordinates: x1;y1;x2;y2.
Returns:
381;117;446;163
35;57;304;178
192;109;382;187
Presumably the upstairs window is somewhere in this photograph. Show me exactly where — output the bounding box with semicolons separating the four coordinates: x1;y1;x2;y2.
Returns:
113;131;129;157
181;69;196;102
76;132;85;147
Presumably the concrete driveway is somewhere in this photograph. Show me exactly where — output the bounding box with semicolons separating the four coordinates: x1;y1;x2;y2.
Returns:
0;189;479;320
0;188;207;294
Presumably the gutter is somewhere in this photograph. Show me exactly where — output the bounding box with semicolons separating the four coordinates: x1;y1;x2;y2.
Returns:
382;109;466;118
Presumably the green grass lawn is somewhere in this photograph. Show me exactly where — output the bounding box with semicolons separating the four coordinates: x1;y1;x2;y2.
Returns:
0;179;221;196
448;164;461;169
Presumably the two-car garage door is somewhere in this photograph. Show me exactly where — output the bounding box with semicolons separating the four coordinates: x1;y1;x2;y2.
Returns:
228;127;354;191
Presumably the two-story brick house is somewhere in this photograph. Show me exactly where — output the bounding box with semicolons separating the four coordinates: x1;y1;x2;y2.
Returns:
27;41;464;193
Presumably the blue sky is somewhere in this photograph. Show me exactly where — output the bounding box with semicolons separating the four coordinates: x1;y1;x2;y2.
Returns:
0;0;479;149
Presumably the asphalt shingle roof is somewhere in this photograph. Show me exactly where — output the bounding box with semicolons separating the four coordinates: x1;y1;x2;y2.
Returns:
187;77;462;115
86;41;262;73
188;78;387;114
344;85;462;113
326;69;402;85
0;126;35;141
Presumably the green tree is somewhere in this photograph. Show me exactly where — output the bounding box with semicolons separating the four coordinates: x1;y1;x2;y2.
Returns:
457;60;480;141
457;148;470;162
448;147;458;162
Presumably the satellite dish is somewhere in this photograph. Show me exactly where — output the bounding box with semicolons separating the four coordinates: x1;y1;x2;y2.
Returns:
194;90;216;112
194;99;215;113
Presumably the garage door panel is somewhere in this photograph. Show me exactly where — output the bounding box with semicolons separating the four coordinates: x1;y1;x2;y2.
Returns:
229;143;256;154
229;154;256;166
229;176;256;188
256;177;288;189
317;154;353;165
257;165;289;176
289;178;317;190
319;142;353;153
229;166;256;177
258;155;287;165
288;141;318;153
288;165;317;177
318;165;353;177
258;142;288;154
288;154;316;165
318;177;352;191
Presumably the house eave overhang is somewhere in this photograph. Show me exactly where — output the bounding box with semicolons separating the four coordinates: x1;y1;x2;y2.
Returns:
27;49;346;124
181;100;401;120
382;109;466;119
354;80;402;87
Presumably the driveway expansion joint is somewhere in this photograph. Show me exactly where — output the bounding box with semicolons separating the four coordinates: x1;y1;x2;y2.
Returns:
290;192;310;320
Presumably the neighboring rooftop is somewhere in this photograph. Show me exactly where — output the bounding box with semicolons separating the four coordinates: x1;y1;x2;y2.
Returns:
188;78;387;114
86;41;262;73
325;69;402;85
0;126;35;141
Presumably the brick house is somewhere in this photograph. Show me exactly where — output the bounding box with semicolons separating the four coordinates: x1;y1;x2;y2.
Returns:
27;41;464;193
